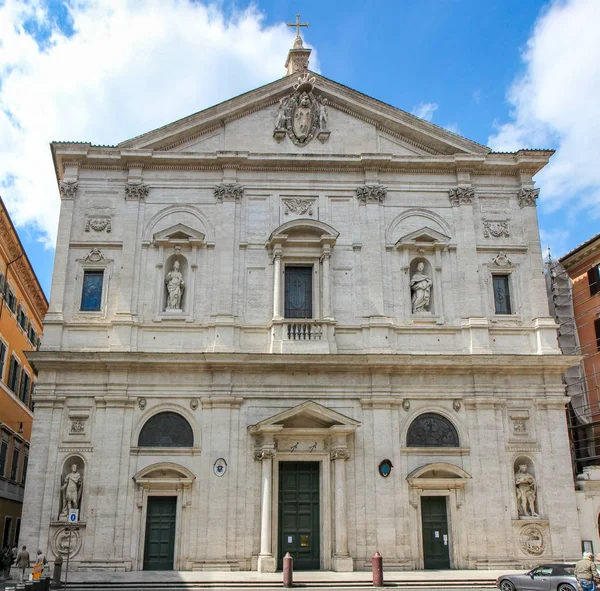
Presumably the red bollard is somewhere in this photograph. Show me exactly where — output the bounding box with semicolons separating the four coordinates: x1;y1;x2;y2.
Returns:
283;552;293;588
372;551;383;587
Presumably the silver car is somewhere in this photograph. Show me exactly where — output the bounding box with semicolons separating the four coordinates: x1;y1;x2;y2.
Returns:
497;564;582;591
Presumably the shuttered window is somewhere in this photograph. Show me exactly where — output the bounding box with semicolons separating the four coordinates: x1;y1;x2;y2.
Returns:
7;356;21;393
589;264;600;296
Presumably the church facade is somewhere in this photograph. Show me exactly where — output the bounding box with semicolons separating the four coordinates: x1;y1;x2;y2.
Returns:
22;39;580;572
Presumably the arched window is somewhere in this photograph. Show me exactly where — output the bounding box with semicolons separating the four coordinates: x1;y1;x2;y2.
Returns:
138;412;193;448
406;413;459;447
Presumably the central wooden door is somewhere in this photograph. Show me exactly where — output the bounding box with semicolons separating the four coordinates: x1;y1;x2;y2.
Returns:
421;496;450;569
278;462;320;570
143;496;177;570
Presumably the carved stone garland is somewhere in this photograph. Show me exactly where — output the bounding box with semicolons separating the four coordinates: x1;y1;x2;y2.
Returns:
448;187;474;206
283;198;315;216
273;72;330;146
85;217;112;233
517;188;540;208
356;185;387;204
483;219;510;238
124;183;149;201
214;183;244;202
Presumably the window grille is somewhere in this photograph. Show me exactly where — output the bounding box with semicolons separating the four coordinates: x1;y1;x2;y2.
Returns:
284;266;313;319
138;412;194;447
407;413;459;447
493;275;512;314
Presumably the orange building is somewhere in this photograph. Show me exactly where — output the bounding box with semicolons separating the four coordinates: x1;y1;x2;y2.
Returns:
560;232;600;469
0;196;48;550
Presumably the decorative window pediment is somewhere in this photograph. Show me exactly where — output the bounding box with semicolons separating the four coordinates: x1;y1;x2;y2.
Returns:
407;462;471;490
267;219;339;250
153;223;205;247
395;226;451;251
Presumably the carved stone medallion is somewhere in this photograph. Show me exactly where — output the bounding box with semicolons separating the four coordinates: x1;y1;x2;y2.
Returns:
85;248;105;262
85;217;112;233
519;524;544;556
492;252;512;267
52;526;82;558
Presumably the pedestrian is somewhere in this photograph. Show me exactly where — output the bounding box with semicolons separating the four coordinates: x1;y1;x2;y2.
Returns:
1;546;12;579
10;545;17;566
15;545;30;583
32;549;47;580
575;552;599;591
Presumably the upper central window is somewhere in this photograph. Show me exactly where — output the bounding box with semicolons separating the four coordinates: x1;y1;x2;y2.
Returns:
285;266;313;319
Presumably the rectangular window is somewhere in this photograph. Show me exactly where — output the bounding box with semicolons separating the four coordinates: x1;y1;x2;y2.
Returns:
19;372;30;405
10;442;20;481
81;270;104;311
0;432;9;477
21;453;28;485
7;289;16;313
493;275;512;315
589;264;600;297
284;266;313;319
7;356;21;393
27;325;37;345
595;318;600;352
0;340;6;382
17;306;28;331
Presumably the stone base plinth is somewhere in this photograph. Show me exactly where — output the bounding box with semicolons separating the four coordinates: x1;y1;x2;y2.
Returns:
257;555;276;573
332;555;354;572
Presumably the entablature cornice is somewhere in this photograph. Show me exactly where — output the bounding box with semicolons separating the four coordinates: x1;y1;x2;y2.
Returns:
26;351;581;377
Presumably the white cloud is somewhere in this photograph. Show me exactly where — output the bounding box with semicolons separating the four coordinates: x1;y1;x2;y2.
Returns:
411;102;438;122
488;0;600;217
0;0;315;247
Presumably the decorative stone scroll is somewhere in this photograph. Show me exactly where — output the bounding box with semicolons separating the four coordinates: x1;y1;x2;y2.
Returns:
124;182;149;201
517;188;540;208
59;181;78;200
273;72;330;146
448;187;474;206
283;198;315;216
519;524;544;556
85;217;112;233
483;219;510;238
214;183;244;202
356;185;387;204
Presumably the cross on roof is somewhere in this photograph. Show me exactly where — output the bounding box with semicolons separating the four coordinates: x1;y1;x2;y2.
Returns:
286;14;309;39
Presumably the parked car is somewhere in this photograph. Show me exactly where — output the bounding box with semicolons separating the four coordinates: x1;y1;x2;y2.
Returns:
497;564;581;591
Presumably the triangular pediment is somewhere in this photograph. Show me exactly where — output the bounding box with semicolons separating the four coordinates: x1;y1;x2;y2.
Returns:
396;226;452;246
251;401;360;430
117;72;489;156
153;223;205;244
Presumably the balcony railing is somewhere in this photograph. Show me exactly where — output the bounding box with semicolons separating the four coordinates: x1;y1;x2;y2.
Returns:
286;321;323;341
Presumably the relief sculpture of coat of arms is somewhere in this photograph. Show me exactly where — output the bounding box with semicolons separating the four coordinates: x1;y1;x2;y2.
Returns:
274;73;330;146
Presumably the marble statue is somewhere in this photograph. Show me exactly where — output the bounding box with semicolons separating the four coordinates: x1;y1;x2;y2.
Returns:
275;97;289;130
410;262;432;313
60;464;82;519
515;464;539;517
317;96;328;130
165;261;185;310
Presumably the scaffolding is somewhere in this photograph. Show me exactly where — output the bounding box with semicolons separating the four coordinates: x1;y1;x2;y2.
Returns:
546;256;600;477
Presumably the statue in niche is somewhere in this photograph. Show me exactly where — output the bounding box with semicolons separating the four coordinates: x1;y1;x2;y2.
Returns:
165;260;185;310
410;262;433;313
317;96;328;130
275;97;289;130
59;463;83;519
515;463;539;518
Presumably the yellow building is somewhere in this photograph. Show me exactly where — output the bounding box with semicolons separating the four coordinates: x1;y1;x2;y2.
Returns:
0;196;48;549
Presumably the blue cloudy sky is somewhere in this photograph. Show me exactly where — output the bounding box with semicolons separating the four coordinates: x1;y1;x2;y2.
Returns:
1;0;599;296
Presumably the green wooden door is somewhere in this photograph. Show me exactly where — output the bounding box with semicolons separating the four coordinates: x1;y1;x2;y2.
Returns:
421;496;450;569
278;462;320;570
143;496;177;570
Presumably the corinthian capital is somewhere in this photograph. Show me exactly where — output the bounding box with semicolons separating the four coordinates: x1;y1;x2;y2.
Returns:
125;182;149;201
356;185;387;204
448;187;474;206
517;188;539;208
254;449;275;461
59;181;78;200
214;183;244;202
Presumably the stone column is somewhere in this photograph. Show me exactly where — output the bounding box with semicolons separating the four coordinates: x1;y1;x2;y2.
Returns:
321;247;332;320
331;447;353;571
273;248;283;320
256;449;276;572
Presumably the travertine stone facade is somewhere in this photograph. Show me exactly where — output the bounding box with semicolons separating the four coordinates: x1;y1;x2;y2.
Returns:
22;65;580;572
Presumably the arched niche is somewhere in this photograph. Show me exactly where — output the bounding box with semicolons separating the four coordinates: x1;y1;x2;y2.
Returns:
514;455;539;518
409;257;435;314
406;412;459;448
138;412;194;448
163;253;188;313
58;455;85;520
